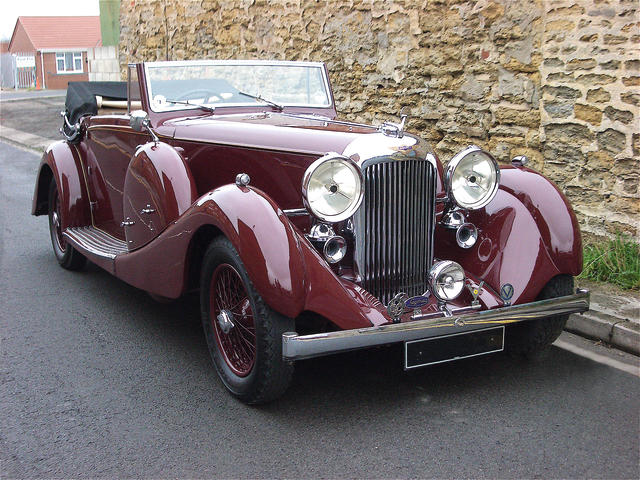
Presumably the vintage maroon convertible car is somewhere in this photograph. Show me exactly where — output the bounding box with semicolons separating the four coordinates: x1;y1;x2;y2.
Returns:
33;60;589;403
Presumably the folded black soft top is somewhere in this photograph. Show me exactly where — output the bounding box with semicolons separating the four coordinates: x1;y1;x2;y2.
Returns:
66;81;127;124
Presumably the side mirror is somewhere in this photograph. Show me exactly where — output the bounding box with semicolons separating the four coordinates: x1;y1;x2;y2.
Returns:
129;110;158;143
130;109;150;132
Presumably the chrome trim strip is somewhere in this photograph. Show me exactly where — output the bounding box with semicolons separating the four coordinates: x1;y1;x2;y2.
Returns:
283;208;309;217
64;226;128;259
282;290;590;360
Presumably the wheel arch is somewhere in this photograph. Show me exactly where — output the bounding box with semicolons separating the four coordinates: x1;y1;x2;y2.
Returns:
186;224;224;291
31;141;92;229
33;163;54;216
436;166;583;305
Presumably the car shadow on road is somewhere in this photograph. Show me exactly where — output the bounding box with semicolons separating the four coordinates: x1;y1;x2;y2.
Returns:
53;259;618;418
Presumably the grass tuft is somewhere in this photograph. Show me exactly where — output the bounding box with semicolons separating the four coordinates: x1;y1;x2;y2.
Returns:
579;234;640;290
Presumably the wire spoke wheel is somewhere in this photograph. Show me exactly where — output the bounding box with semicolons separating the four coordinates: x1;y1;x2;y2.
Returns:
50;187;67;252
210;263;257;377
200;237;294;403
47;180;85;270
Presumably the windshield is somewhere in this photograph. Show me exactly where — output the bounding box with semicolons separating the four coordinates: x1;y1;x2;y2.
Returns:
144;60;331;112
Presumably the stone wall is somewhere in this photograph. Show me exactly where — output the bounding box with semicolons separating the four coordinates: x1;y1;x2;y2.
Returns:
540;0;639;238
119;0;639;240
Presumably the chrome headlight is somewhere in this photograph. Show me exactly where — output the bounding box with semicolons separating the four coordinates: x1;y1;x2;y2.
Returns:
445;146;500;210
429;260;465;302
302;153;364;223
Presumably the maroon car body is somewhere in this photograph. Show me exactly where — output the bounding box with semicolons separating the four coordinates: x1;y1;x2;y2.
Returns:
33;60;589;403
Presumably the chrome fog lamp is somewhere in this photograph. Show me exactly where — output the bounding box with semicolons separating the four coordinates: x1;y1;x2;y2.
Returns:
445;146;500;210
323;236;347;264
302;153;364;223
456;223;478;249
428;260;465;302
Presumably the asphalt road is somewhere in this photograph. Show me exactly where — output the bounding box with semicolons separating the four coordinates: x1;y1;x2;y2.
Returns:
1;141;639;479
0;96;65;141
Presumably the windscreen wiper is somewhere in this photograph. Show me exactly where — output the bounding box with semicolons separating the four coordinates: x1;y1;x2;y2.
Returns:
237;91;284;111
164;99;215;113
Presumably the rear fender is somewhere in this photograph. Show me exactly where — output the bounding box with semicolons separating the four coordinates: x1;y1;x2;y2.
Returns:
32;141;91;229
436;166;582;305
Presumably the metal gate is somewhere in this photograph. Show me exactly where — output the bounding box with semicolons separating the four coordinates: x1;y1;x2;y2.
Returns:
14;53;36;89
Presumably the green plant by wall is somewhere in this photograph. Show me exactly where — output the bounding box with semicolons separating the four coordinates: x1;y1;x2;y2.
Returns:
579;234;640;290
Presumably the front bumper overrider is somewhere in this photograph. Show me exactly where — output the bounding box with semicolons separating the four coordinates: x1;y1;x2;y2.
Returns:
282;289;590;361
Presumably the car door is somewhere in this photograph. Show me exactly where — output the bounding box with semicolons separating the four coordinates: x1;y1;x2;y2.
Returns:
83;117;147;240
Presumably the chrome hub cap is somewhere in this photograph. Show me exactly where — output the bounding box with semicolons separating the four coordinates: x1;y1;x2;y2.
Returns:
216;309;235;334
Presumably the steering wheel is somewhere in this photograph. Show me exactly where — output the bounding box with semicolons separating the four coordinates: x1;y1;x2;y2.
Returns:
175;90;217;102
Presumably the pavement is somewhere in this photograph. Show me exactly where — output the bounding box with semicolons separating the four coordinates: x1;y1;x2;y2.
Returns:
1;89;638;356
0;88;66;102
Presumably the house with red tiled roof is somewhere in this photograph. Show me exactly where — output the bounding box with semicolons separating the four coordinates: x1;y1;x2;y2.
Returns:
8;16;101;89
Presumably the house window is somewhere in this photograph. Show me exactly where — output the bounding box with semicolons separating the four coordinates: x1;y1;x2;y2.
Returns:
55;52;83;73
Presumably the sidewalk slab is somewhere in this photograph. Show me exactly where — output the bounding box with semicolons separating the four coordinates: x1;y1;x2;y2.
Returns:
0;125;54;153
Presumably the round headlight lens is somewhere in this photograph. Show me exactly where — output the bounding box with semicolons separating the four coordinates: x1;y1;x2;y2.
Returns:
429;260;465;302
446;146;500;210
302;154;363;223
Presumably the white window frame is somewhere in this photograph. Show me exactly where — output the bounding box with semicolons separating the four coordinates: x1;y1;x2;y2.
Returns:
55;52;84;74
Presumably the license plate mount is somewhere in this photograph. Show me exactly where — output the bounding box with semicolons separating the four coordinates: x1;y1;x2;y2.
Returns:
404;326;505;369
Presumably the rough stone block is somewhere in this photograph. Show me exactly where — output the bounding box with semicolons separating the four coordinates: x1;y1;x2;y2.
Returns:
621;92;639;106
543;85;582;99
576;73;616;85
586;88;611;103
603;34;627;45
544;102;574;119
604;106;634;124
575;104;603;125
599;60;621;70
597;129;627;155
566;58;597;71
622;76;640;86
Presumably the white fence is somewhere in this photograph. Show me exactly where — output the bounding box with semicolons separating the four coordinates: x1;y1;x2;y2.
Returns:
0;52;36;89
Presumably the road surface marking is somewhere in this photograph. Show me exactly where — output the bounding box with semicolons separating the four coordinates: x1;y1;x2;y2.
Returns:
555;339;640;378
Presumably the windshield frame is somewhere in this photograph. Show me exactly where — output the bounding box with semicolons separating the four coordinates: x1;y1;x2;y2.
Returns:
143;60;333;113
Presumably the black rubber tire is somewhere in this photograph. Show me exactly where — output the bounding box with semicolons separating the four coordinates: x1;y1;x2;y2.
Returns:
48;180;86;271
200;236;294;404
506;274;574;356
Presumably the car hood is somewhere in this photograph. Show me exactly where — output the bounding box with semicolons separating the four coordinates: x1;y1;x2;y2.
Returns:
163;112;383;157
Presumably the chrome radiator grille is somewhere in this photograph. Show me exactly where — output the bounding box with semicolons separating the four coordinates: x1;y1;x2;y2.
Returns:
353;159;436;305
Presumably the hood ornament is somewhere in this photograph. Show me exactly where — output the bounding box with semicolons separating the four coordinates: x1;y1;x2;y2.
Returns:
380;113;407;138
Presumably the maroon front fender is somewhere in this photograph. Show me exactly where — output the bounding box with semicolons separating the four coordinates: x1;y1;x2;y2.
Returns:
32;141;91;229
115;185;308;317
436;166;582;305
115;184;377;328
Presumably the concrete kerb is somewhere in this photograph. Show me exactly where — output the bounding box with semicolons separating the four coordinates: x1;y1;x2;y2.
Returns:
0;90;66;102
0;125;50;154
0;120;638;357
568;281;639;356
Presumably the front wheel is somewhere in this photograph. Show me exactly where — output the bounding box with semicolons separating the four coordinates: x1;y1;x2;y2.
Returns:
506;274;574;356
200;237;294;404
48;180;86;271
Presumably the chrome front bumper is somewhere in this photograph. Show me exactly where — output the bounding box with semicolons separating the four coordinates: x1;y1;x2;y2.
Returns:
282;289;590;360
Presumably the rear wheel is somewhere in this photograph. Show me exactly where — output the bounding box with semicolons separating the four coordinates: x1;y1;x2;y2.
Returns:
506;275;574;356
200;236;294;404
48;180;86;271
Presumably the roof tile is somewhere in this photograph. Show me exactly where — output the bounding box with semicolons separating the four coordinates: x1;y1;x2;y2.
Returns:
16;16;102;50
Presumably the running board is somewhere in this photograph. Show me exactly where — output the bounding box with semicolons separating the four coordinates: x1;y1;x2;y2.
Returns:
64;226;128;259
